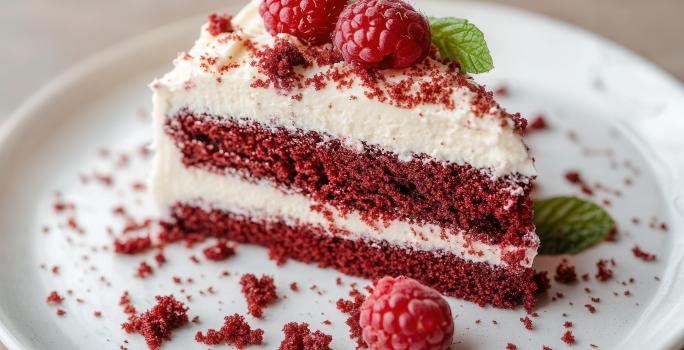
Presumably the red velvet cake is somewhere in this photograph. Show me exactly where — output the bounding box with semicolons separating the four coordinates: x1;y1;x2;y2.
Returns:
151;0;545;310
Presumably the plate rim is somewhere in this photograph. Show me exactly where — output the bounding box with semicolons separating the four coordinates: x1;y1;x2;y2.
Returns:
1;1;683;349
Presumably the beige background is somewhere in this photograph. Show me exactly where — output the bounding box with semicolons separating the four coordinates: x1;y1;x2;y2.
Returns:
0;0;683;348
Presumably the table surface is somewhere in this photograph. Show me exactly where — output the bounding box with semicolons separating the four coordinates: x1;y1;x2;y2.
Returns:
1;0;683;349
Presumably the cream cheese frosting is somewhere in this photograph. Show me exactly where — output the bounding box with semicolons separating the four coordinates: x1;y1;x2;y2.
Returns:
151;0;536;179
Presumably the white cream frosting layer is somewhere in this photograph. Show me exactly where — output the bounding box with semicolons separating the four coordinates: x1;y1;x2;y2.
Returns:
151;108;536;268
151;0;536;179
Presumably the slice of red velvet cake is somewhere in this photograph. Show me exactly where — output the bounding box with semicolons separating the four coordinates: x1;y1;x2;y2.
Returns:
151;0;546;310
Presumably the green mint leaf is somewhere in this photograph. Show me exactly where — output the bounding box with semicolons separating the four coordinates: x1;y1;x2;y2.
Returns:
534;196;615;255
428;16;494;74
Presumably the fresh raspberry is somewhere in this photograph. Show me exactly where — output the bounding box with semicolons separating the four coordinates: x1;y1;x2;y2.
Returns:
333;0;431;69
259;0;348;45
359;276;454;350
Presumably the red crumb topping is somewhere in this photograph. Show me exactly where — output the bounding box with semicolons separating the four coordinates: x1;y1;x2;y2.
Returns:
121;295;189;350
56;309;66;316
564;321;573;328
528;115;548;131
136;261;154;278
239;274;278;318
561;330;576;345
207;13;233;36
520;316;533;330
336;289;366;349
154;252;167;266
595;259;614;281
94;311;102;318
114;236;152;255
195;313;263;349
506;343;517;350
554;259;578;284
278;322;332;350
118;291;136;313
632;245;657;262
202;240;236;261
166;111;535;246
251;38;310;92
290;282;299;292
585;304;597;314
162;204;548;311
46;291;64;305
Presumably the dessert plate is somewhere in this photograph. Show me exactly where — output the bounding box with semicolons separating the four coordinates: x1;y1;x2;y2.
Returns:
1;1;683;349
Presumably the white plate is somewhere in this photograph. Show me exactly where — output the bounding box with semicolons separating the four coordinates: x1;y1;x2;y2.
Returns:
1;1;684;349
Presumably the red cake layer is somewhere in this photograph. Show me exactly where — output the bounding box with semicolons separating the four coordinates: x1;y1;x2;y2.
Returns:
165;110;535;246
160;204;547;311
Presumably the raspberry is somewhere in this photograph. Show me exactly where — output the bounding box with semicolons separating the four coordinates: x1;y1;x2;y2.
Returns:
333;0;431;69
259;0;348;45
359;276;454;350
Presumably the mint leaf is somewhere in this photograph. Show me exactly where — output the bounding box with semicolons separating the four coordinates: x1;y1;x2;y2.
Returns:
429;17;494;74
534;196;615;255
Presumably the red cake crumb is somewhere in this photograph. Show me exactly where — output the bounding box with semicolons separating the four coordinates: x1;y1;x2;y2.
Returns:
278;322;333;350
336;289;366;349
543;346;552;350
632;245;657;262
120;291;137;315
290;282;299;292
561;330;576;345
56;309;66;316
506;343;517;350
46;291;64;305
94;311;102;318
154;252;167;266
251;38;310;91
494;85;509;96
520;316;533;330
202;240;236;261
136;261;154;278
564;321;573;328
584;304;597;314
554;259;578;284
207;13;233;36
595;259;614;281
322;320;331;325
239;274;278;318
114;236;152;255
122;295;189;350
195;313;263;348
527;115;548;132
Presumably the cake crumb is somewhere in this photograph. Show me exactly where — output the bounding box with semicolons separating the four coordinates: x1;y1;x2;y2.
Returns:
632;245;656;262
561;330;576;345
278;322;332;350
121;295;189;350
240;274;278;318
46;291;64;305
195;313;263;348
202;240;236;261
519;316;533;330
336;289;366;349
554;259;578;284
595;259;614;281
